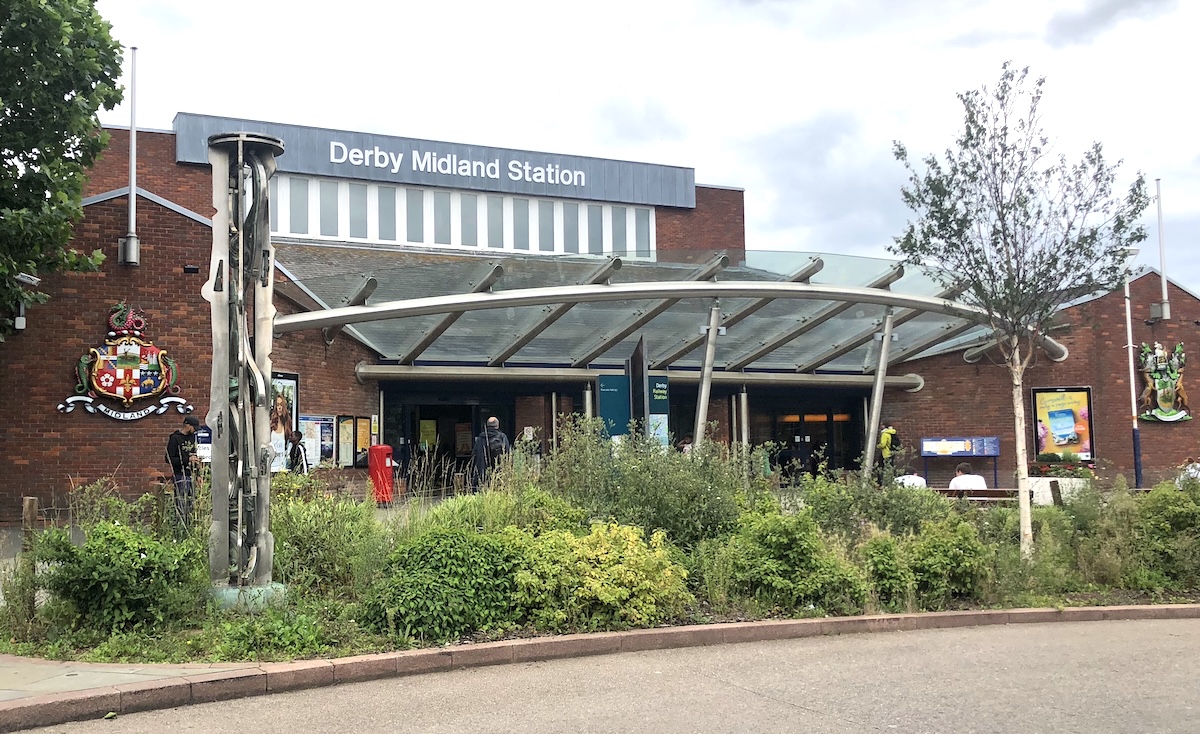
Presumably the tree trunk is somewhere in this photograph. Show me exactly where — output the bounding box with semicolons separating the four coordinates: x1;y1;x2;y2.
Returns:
1010;358;1034;558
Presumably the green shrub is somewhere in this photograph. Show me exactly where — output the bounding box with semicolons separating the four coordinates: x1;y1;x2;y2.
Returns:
272;495;387;599
68;476;160;533
792;474;860;540
698;510;867;617
1135;482;1200;588
407;486;587;538
511;523;692;632
38;523;205;631
214;606;329;661
793;473;952;543
904;518;986;610
270;471;329;503
862;533;914;613
538;417;767;547
360;528;522;642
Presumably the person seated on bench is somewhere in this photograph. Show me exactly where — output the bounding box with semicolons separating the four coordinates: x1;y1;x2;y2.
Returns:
948;461;987;495
896;466;927;488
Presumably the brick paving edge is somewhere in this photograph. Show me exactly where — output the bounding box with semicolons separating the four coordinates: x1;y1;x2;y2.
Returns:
2;603;1198;731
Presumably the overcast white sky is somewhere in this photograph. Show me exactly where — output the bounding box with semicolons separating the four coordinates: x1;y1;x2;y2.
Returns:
95;0;1198;290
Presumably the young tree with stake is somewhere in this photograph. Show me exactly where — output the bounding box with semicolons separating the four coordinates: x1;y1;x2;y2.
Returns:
891;63;1149;557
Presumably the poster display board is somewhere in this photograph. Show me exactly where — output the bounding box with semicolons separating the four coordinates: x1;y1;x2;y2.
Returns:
300;415;335;466
270;372;299;473
455;422;474;457
419;419;437;450
337;416;355;467
1031;387;1094;460
356;417;372;465
648;376;670;446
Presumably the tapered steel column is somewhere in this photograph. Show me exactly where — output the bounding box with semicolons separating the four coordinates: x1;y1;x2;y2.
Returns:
739;386;750;447
862;309;895;478
203;132;284;588
693;302;722;445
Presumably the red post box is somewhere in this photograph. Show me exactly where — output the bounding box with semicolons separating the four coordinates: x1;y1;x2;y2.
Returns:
368;444;394;506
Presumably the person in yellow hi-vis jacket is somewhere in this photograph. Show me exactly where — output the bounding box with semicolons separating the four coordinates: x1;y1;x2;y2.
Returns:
877;425;897;472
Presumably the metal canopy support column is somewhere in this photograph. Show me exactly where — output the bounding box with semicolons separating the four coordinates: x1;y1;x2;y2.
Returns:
725;265;904;372
739;386;750;447
571;254;729;368
651;257;824;369
489;258;622;366
862;309;895;479
398;262;504;364
795;285;962;373
694;301;722;446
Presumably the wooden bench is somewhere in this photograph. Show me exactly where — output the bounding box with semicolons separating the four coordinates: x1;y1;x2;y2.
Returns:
933;487;1023;503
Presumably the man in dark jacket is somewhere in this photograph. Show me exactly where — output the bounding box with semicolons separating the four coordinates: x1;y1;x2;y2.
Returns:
472;416;511;490
166;415;201;527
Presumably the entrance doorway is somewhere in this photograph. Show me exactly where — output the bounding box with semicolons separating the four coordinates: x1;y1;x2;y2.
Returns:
748;388;867;473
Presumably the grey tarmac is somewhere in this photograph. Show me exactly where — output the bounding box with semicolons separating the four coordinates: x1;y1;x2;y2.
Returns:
27;618;1200;733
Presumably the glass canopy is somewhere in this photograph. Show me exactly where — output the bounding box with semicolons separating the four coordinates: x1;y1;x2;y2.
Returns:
272;242;988;374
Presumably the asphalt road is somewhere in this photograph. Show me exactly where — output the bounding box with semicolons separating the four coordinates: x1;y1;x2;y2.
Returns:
31;619;1200;734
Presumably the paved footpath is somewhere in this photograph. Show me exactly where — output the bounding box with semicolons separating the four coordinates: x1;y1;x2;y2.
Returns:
0;657;252;703
22;618;1200;734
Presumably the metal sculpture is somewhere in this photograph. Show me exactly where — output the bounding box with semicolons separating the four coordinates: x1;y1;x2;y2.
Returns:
201;132;285;588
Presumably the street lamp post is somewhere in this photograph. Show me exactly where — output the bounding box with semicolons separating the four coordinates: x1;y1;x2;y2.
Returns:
1123;248;1143;488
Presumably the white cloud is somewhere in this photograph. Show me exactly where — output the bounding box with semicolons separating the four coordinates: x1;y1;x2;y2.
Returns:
94;0;1199;290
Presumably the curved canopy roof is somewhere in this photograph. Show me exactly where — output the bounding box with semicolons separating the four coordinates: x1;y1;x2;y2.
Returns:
272;243;990;375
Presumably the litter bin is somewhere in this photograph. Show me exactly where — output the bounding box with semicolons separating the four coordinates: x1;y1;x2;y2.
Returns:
368;444;394;506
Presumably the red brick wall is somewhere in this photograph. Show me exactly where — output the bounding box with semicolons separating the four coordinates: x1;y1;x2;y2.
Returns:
0;194;379;524
886;273;1200;488
656;186;746;264
272;295;379;420
84;129;214;221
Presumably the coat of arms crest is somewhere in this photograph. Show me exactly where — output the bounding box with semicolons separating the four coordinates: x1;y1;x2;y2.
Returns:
1138;341;1191;422
57;303;193;420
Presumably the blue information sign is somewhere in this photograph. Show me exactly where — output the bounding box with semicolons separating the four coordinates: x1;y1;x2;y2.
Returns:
597;375;631;437
919;437;1001;458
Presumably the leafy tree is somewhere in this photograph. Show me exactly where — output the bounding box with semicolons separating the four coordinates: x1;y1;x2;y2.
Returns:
0;0;123;340
890;63;1149;556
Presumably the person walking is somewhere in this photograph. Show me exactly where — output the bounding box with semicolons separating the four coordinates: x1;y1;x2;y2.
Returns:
165;415;201;528
472;416;511;489
288;430;310;474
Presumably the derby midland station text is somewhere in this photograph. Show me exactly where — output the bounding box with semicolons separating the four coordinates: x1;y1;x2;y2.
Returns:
330;142;586;187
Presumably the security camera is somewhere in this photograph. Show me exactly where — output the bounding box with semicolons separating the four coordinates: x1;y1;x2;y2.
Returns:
15;272;41;288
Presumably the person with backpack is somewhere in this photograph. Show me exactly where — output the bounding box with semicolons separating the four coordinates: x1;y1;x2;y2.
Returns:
472;416;511;490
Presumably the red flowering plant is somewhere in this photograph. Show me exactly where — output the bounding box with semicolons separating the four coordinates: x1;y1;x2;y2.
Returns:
1029;452;1096;478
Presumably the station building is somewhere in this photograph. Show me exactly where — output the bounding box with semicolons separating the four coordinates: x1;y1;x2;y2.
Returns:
2;112;1197;527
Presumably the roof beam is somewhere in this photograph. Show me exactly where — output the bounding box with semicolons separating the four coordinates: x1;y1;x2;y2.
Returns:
650;256;824;369
274;278;987;336
487;257;622;366
321;274;378;346
568;253;730;367
395;262;504;364
868;319;980;372
794;284;962;372
724;265;905;371
355;362;925;390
